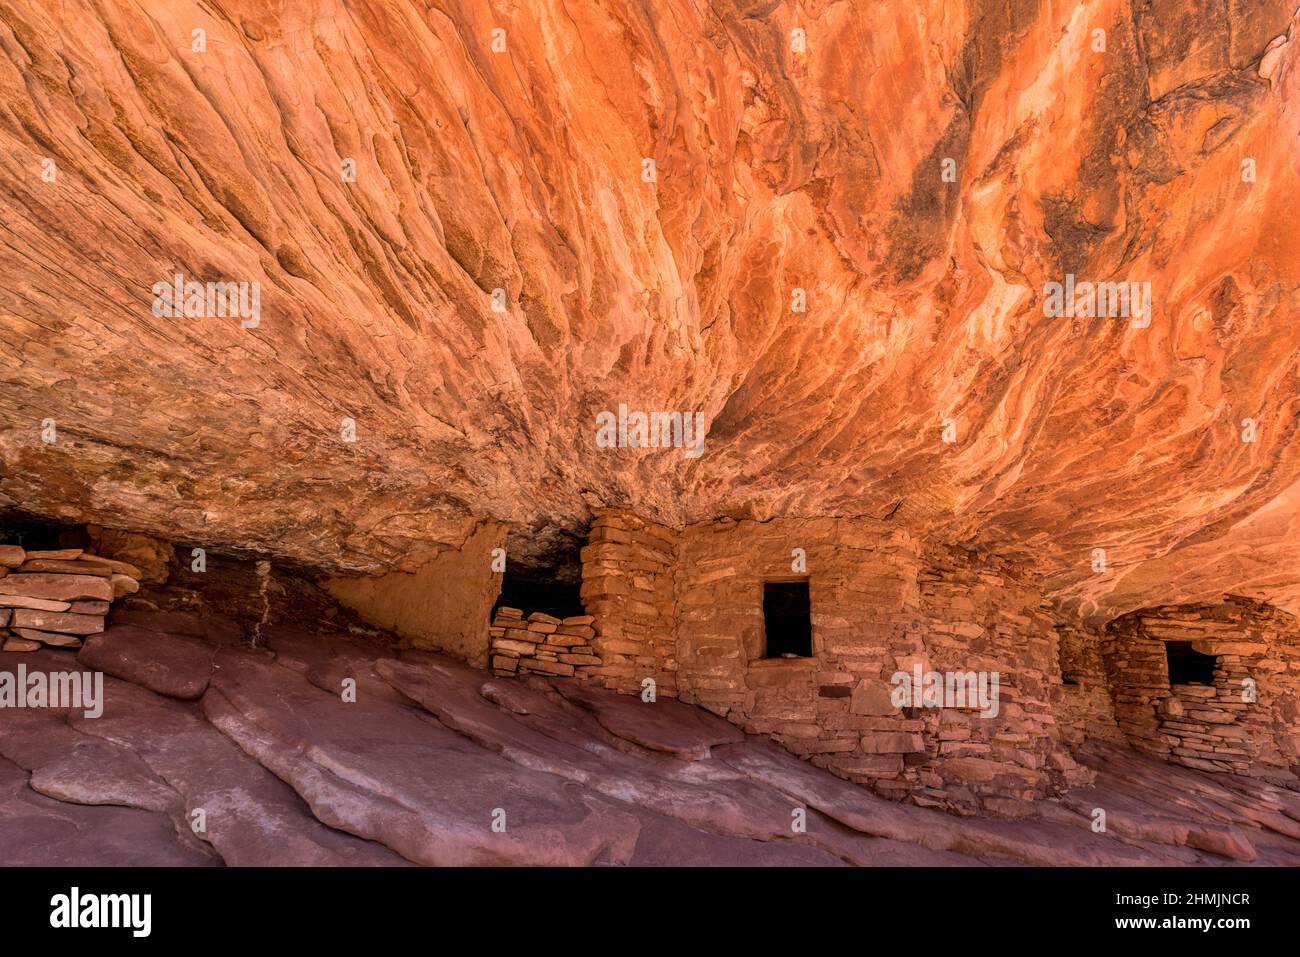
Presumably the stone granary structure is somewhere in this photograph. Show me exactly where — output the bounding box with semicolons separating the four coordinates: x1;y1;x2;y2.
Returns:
328;508;1300;819
3;1;1300;865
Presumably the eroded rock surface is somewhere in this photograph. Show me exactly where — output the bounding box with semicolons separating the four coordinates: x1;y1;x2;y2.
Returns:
0;3;1298;623
78;625;215;699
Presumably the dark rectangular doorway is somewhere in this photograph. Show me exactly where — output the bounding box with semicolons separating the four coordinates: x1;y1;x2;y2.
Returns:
763;581;811;658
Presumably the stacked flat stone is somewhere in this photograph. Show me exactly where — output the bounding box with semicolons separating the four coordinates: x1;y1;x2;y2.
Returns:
0;546;140;652
489;608;602;678
586;508;1095;816
1103;596;1300;780
577;509;679;697
1054;619;1128;750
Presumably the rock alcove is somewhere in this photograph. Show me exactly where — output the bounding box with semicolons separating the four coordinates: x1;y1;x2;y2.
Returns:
2;0;1300;866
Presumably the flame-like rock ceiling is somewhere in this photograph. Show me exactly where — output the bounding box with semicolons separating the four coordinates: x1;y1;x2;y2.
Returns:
1;0;1298;623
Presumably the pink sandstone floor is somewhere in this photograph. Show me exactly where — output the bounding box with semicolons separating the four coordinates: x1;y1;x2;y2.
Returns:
3;608;1299;866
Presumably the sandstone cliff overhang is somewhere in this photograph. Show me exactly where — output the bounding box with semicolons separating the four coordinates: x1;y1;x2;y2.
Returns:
1;2;1298;627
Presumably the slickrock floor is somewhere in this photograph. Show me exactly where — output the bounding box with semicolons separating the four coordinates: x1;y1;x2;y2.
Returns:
3;610;1299;866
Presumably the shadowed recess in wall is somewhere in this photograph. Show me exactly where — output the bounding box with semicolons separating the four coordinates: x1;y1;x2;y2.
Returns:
762;581;812;658
494;527;586;619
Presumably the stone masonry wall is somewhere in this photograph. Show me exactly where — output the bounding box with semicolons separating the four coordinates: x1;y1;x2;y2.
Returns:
1054;619;1125;750
666;518;1087;815
481;511;1300;807
1;544;141;651
672;516;922;790
910;545;1091;814
1103;597;1300;781
488;608;601;677
577;509;679;697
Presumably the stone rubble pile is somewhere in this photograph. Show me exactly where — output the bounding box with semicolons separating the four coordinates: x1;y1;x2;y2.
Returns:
488;607;603;678
0;545;139;652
